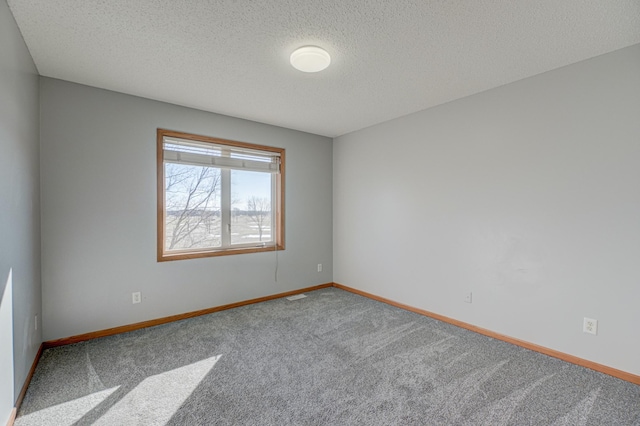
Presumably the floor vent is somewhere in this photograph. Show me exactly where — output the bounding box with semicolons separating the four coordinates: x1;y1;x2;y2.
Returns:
286;294;307;301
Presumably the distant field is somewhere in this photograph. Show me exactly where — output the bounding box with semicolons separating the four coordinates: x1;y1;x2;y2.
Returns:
165;213;272;250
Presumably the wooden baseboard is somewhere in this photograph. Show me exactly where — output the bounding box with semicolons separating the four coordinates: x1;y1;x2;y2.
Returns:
332;282;640;385
44;283;333;348
7;343;44;426
6;408;16;426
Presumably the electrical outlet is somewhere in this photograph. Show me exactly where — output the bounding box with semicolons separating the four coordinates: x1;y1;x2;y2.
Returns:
317;263;323;272
583;317;597;335
132;292;141;304
464;292;472;303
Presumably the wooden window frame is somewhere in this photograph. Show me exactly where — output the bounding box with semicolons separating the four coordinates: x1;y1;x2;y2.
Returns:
157;129;285;262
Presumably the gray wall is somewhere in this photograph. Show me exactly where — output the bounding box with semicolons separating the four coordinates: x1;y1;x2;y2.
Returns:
0;0;41;421
334;44;640;375
40;78;333;341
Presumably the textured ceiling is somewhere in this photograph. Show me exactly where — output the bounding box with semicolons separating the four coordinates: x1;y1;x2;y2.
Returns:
7;1;640;137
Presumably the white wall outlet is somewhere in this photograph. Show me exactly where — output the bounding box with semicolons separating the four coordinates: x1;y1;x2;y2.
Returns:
464;292;472;303
317;263;323;272
583;317;597;335
132;292;141;304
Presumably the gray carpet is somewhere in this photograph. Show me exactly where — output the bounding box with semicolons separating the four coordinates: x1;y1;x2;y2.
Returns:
16;288;640;425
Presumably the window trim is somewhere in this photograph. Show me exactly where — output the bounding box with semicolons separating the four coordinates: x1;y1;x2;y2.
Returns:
157;129;285;262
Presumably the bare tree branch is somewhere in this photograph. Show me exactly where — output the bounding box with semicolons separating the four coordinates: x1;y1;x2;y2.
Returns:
247;196;270;242
165;164;221;249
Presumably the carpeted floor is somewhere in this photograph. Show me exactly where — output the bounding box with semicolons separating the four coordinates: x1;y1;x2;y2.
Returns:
16;288;640;425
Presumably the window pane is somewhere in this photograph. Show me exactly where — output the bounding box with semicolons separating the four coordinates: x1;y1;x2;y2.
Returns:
230;170;272;245
164;163;221;251
158;129;284;261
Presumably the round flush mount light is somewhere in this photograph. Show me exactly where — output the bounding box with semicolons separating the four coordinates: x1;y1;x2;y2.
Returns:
290;46;331;73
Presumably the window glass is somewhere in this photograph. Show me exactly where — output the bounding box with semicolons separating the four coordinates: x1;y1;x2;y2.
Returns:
164;163;221;250
158;129;284;261
231;170;273;246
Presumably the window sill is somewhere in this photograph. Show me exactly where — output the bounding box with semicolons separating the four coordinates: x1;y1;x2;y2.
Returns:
158;244;285;262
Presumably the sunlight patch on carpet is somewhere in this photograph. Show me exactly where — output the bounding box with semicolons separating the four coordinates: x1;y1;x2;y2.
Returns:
17;387;119;426
94;354;222;425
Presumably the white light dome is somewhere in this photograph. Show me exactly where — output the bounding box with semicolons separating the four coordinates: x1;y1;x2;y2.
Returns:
290;46;331;73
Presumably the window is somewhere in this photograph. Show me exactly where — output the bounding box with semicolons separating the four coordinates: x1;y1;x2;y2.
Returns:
157;129;284;261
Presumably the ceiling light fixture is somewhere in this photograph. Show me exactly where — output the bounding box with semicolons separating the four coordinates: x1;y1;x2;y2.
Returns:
290;46;331;73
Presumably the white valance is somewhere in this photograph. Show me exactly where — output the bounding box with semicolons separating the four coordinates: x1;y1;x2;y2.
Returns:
163;137;280;173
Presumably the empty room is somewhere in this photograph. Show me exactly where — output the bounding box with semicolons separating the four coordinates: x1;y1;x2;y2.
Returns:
1;1;639;424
